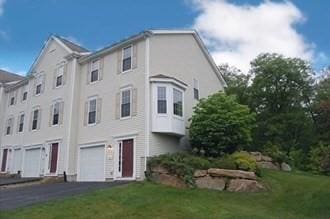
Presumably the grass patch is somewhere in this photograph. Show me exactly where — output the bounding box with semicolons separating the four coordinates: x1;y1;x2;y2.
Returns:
1;170;330;219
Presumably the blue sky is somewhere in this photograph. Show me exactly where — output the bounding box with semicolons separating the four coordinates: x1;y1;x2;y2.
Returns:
0;0;329;75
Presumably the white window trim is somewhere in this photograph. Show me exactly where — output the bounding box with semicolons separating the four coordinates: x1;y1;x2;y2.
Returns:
156;86;168;116
90;59;100;84
52;102;60;127
193;78;200;100
173;87;185;120
121;45;133;74
5;117;14;135
18;112;25;133
87;96;98;126
120;87;132;120
55;65;64;88
31;107;40;131
22;90;28;102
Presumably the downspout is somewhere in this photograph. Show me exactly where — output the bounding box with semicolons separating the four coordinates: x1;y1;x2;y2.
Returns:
144;37;150;172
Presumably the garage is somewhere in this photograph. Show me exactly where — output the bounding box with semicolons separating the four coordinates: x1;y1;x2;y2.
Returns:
79;145;105;181
23;148;41;177
11;148;22;174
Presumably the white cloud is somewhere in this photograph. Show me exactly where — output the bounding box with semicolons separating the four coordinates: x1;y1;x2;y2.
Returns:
190;0;315;73
0;0;5;16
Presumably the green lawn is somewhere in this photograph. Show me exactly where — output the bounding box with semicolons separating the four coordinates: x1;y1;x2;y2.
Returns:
1;170;330;219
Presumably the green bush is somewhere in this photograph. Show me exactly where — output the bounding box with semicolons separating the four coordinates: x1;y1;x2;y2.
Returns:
308;143;330;175
210;156;237;170
189;92;256;157
231;151;258;172
262;143;289;164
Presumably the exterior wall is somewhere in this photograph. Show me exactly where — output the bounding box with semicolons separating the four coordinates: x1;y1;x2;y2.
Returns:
1;39;73;176
148;34;224;156
76;39;147;180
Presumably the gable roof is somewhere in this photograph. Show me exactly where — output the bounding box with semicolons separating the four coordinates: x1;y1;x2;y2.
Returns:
54;35;89;53
78;29;227;87
0;69;25;84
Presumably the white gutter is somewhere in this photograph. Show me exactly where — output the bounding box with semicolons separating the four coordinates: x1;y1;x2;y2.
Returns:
144;37;150;172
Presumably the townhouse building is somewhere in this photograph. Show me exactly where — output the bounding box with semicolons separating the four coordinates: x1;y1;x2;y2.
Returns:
0;30;226;182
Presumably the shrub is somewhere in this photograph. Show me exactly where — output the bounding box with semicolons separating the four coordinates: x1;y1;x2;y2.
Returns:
210;156;237;170
262;143;289;164
231;151;258;172
308;143;330;175
189;92;256;157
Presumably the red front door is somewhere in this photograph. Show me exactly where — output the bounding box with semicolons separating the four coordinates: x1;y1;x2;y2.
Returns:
50;143;58;173
122;139;133;177
1;149;8;172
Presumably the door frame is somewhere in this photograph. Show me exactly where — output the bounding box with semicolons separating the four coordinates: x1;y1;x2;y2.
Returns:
11;147;22;174
113;135;136;180
77;142;107;182
1;148;9;173
46;142;60;176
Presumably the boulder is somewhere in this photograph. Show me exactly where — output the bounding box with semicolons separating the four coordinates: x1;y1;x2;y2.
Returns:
250;152;262;161
193;170;208;178
257;161;280;170
152;173;186;188
261;155;273;162
208;168;257;180
227;179;265;192
281;162;292;171
151;165;169;174
195;176;226;191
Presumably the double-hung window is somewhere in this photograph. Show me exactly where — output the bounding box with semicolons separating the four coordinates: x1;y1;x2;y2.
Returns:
193;78;199;100
173;88;183;117
157;87;167;114
52;102;60;125
32;109;39;130
122;46;132;72
19;114;24;132
121;89;131;118
6;118;13;135
36;83;42;95
10;96;15;105
90;60;99;83
56;65;64;87
22;91;27;101
88;99;97;124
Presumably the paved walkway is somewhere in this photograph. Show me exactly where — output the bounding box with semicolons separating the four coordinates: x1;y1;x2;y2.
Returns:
0;181;129;210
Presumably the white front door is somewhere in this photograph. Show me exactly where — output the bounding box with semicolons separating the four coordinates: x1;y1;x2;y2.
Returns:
79;145;105;182
23;148;41;177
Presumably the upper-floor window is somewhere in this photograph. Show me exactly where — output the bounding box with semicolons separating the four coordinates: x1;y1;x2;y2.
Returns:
22;91;27;101
6;118;13;135
52;102;60;125
18;114;24;132
173;88;183;117
193;78;199;100
122;46;132;72
56;65;64;87
157;87;167;114
88;99;97;125
90;60;99;83
35;75;44;95
121;89;131;118
32;109;39;130
10;97;15;105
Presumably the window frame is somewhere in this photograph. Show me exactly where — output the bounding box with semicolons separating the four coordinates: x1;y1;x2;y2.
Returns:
6;117;13;135
87;98;97;125
55;65;64;88
157;86;167;114
32;109;39;131
22;91;28;101
193;78;199;100
35;84;42;95
10;96;15;106
120;88;132;119
52;102;60;126
18;113;24;133
122;45;133;73
173;88;183;118
90;59;100;83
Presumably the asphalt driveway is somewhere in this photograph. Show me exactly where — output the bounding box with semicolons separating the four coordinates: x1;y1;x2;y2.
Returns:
0;181;129;210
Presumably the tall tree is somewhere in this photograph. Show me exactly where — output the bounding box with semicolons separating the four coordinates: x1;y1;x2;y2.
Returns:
249;53;315;153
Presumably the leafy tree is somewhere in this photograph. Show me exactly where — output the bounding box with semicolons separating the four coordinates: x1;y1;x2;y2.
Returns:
189;92;256;157
313;71;330;143
219;64;251;105
248;53;315;154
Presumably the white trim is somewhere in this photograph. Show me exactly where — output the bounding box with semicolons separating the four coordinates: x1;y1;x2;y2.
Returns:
150;78;187;90
121;45;133;73
44;141;60;176
112;132;139;139
87;97;98;125
89;58;100;83
120;87;132;119
113;136;136;180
